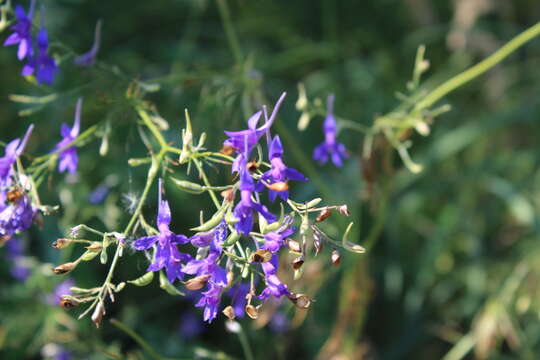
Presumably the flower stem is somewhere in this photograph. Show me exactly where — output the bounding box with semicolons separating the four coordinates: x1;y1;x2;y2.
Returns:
216;0;244;65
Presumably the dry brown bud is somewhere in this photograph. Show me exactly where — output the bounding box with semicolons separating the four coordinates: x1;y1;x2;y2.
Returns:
245;304;259;319
53;262;77;275
7;187;24;203
316;208;332;222
52;238;71;249
337;205;351;217
267;182;289;192
85;242;103;252
250;249;272;263
222;305;236;320
220;188;235;203
287;239;301;253
331;249;341;266
246;160;259;172
91;301;105;328
185;274;211;291
220;145;236;156
288;293;312;309
292;255;305;270
60;296;80;309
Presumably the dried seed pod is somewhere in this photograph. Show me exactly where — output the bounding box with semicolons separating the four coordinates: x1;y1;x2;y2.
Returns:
288;293;312;309
52;238;71;249
316;208;332;222
245;304;259;319
292;255;305;270
331;249;341;266
185;274;211;291
313;233;324;256
60;296;81;309
220;144;236;155
337;205;351;216
222;305;236;320
287;239;301;253
91;301;105;328
246;160;259;172
250;249;272;263
220;188;235;203
85;242;103;252
53;262;77;275
267;182;289;192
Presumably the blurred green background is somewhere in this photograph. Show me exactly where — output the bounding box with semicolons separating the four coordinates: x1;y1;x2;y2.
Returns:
1;0;540;359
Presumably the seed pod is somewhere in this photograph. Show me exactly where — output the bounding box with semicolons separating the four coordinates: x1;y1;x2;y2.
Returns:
316;208;332;222
91;301;105;328
287;239;301;253
190;203;229;232
222;230;240;247
52;238;71;249
127;157;151;167
60;296;80;309
337;205;351;216
81;250;100;261
222;305;236;320
288;293;312;309
267;182;289;192
127;271;155;287
250;249;272;263
292;255;304;270
171;177;205;194
331;249;341;266
313;232;324;256
53;262;77;275
245;304;259;319
185;274;211;291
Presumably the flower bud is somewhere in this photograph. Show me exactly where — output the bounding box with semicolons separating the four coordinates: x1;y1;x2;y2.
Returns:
337;205;351;217
292;255;304;270
60;296;81;309
250;249;272;263
316;208;332;222
245;304;259;319
287;239;301;253
267;182;289;192
288;293;312;309
53;262;77;275
91;301;105;328
52;238;72;249
222;305;236;320
331;249;341;266
184;274;211;291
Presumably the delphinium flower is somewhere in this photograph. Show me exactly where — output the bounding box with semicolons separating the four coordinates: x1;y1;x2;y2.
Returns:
52;98;82;174
5;237;30;281
74;19;102;67
0;192;35;236
256;135;307;202
313;94;348;167
46;278;75;305
257;255;290;301
229;282;250;318
261;217;295;253
3;0;35;60
22;26;58;84
0;125;34;188
132;179;191;283
183;223;228;322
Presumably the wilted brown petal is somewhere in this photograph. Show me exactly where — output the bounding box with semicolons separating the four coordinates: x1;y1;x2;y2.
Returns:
316;208;332;222
267;182;289;192
250;249;272;263
222;305;236;320
245;304;259;319
185;274;211;291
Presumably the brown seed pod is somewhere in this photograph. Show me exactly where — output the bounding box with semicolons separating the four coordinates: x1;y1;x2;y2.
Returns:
267;182;289;192
250;249;272;263
52;238;71;249
288;293;312;309
220;189;235;203
53;262;77;275
331;249;341;266
287;239;301;253
185;274;211;291
292;255;305;270
60;296;80;309
222;305;236;320
316;208;332;222
245;304;259;319
313;235;324;256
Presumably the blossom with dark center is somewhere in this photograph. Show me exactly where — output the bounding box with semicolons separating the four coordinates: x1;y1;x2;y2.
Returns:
52;98;82;174
5;237;30;281
3;0;35;60
313;94;348;167
132;179;190;283
0;125;33;188
22;28;58;84
0;191;35;236
256;135;307;202
46;278;74;305
74;19;102;66
233;166;276;235
257;255;290;301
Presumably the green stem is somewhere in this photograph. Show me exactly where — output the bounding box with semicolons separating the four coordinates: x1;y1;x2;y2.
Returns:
236;323;255;360
415;22;540;111
216;0;244;65
193;158;221;208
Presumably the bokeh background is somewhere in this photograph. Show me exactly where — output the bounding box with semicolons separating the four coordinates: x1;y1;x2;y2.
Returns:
1;0;540;359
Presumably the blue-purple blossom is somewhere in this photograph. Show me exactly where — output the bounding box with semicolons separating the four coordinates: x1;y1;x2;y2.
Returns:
0;125;33;188
132;179;191;283
53;98;82;174
257;255;290;301
233;166;276;236
262;217;295;253
0;193;35;236
74;19;102;66
229;282;249;318
22;28;58;84
3;0;35;60
46;278;75;305
5;237;30;281
88;184;109;204
195;283;224;323
313;95;348;167
256;135;307;202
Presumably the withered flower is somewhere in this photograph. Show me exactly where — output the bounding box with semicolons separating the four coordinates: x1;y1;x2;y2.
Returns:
185;274;211;291
53;262;77;275
331;249;341;266
337;204;351;216
245;304;259;319
288;293;312;309
60;296;80;309
222;305;236;320
267;181;289;192
292;255;304;270
52;238;71;249
251;249;272;263
316;208;332;222
91;301;105;328
287;239;301;253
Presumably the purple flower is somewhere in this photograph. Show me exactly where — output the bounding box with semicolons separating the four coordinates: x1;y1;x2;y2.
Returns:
0;193;35;236
88;184;109;204
5;237;30;281
256;135;307;202
233;166;276;235
74;19;102;67
132;179;190;283
53;99;82;174
229;282;249;318
195;282;223;322
46;278;75;305
3;0;35;60
22;28;58;85
313;95;348;167
262;217;295;253
257;255;290;301
0;125;33;188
